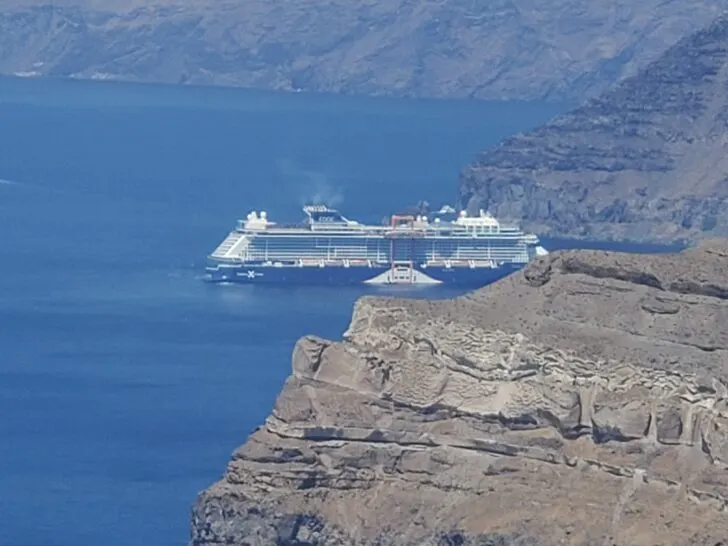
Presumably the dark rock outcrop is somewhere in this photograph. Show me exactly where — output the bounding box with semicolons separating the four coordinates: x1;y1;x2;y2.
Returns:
2;0;728;102
460;15;728;243
191;241;728;545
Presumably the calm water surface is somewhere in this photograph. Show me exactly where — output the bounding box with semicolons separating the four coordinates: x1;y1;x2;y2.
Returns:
0;77;568;545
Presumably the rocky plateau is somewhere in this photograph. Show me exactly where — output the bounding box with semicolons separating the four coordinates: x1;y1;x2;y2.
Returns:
191;240;728;545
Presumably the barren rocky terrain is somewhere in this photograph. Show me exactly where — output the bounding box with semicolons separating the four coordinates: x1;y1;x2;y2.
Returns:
459;15;728;243
2;0;728;101
191;240;728;545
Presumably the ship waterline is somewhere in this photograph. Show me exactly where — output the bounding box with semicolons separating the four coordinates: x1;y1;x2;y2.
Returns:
205;205;547;287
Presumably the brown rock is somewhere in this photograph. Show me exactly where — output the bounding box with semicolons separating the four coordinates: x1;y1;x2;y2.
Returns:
191;242;728;545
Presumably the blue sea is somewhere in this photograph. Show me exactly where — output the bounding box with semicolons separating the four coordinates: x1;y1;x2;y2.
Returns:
0;76;643;545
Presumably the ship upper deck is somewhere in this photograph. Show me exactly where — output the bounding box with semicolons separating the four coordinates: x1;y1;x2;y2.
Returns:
235;205;531;239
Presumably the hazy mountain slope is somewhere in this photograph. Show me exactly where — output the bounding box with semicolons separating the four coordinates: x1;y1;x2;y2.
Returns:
1;0;727;101
459;14;728;243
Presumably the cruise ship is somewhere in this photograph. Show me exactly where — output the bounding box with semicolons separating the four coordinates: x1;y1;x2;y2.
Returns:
205;204;547;287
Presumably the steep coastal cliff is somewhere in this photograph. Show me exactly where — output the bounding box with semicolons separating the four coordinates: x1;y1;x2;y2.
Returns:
1;0;727;102
191;241;728;545
460;15;728;243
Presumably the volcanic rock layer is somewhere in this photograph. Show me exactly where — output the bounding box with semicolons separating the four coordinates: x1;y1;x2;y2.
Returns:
192;241;728;545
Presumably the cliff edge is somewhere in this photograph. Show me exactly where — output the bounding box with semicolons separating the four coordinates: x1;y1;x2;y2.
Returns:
191;241;728;545
460;15;728;243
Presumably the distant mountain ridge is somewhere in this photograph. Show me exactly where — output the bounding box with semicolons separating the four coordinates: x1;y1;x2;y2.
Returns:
459;14;728;243
1;0;727;101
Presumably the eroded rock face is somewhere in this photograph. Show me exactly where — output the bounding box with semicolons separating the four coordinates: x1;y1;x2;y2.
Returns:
191;242;728;545
459;15;728;243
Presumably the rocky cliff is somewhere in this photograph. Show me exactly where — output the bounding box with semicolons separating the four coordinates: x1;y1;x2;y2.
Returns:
2;0;728;102
460;15;728;243
191;241;728;545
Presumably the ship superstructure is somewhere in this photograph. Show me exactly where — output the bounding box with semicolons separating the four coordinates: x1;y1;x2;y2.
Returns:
205;204;547;286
